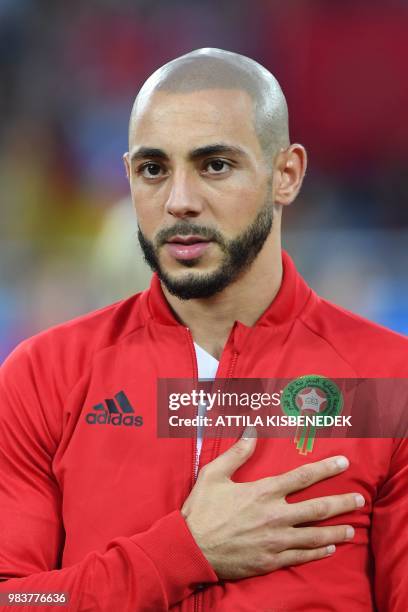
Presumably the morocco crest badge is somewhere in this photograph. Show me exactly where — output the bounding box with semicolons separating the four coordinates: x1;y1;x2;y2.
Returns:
281;375;343;455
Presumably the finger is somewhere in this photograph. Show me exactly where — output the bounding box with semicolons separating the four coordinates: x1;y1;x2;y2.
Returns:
270;455;349;495
283;524;355;550
286;492;365;525
272;544;336;571
201;426;257;479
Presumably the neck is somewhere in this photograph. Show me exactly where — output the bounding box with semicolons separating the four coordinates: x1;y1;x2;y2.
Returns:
162;233;282;360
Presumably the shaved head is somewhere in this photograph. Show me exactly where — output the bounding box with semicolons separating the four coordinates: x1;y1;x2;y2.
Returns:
129;47;290;159
124;48;308;303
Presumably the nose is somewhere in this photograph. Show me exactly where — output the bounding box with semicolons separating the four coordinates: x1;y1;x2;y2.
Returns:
164;170;204;219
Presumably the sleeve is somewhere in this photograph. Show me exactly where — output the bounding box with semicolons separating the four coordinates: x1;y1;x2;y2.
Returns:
371;438;408;611
0;340;217;611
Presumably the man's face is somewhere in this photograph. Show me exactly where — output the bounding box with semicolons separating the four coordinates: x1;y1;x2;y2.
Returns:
125;88;273;299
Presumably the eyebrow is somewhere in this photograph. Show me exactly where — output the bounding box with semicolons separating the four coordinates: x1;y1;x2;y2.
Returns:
188;144;247;161
129;143;247;163
130;147;169;162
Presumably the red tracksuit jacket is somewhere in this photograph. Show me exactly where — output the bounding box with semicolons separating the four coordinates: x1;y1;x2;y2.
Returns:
0;251;407;611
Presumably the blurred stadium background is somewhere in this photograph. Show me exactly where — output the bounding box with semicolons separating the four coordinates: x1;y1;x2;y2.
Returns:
1;0;408;362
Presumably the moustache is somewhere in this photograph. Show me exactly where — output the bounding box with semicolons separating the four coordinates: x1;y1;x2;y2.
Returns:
155;223;223;247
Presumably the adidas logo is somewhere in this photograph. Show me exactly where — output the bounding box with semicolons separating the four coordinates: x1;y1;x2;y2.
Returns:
85;390;143;427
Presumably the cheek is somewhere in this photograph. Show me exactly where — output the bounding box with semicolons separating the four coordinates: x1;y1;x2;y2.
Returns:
130;185;163;235
212;185;265;232
134;209;161;238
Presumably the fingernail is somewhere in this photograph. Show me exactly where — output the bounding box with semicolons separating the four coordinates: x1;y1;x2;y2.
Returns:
326;545;336;555
354;494;365;507
345;526;355;540
241;426;257;440
335;456;349;469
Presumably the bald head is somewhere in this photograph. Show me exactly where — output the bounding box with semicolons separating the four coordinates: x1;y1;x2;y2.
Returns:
129;48;290;158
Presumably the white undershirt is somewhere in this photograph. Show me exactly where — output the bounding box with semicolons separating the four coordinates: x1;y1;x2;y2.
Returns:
193;343;219;478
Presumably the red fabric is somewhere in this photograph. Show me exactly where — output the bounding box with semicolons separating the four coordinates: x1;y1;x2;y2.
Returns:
0;251;407;610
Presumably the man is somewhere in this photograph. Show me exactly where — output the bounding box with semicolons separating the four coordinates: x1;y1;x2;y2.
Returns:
0;48;407;611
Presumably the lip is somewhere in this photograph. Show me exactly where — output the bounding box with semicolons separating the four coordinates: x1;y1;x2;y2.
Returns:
165;236;212;261
166;235;210;245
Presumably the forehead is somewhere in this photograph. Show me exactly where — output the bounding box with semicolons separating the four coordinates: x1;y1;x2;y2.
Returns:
129;89;262;155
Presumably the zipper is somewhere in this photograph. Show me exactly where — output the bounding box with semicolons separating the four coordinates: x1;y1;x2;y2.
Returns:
184;326;239;612
184;328;202;612
184;328;199;486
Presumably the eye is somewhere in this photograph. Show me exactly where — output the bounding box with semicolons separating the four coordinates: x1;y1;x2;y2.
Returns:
138;162;164;179
205;159;231;175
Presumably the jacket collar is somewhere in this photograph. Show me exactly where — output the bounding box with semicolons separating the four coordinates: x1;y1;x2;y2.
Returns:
140;250;314;328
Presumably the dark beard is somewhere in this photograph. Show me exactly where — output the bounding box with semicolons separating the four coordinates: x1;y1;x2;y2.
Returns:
137;200;273;300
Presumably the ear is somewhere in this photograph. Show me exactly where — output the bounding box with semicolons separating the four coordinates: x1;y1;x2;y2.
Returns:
123;152;131;180
273;144;307;206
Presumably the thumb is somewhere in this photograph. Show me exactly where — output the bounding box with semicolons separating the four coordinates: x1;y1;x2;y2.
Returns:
207;426;257;479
